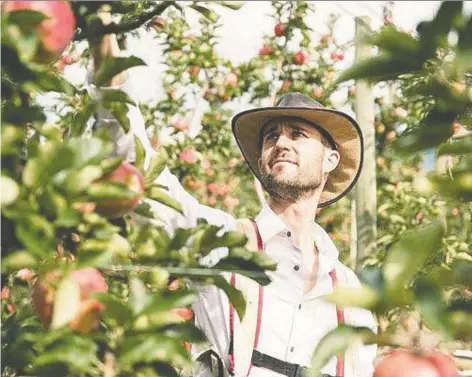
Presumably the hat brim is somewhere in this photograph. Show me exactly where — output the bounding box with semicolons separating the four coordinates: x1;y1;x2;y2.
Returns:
231;107;364;207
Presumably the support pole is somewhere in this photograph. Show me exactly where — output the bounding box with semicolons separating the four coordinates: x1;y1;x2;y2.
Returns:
354;16;377;269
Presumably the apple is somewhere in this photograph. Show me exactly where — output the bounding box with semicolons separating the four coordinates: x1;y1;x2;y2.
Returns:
179;148;198;164
281;80;292;91
258;45;273;56
312;85;324;98
274;23;286;37
152;17;166;30
293;51;308;65
172;118;189;133
3;1;76;64
225;72;238;89
320;34;333;44
385;130;397;142
172;308;193;321
187;65;200;78
374;350;458;377
94;162;145;219
32;268;108;333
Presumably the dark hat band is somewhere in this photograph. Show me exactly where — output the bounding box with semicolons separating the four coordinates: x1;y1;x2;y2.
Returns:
257;115;338;151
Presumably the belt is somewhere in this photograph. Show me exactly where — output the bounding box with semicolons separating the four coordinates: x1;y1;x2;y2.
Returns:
251;350;335;377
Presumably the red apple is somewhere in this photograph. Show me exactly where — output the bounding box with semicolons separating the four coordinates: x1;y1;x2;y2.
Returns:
374;349;458;377
281;80;292;91
94;162;145;219
374;350;440;377
187;65;200;77
259;45;273;56
293;51;308;65
3;1;76;64
312;85;324;98
32;268;108;333
152;17;166;30
172;308;193;321
426;351;459;377
274;23;285;37
225;72;238;89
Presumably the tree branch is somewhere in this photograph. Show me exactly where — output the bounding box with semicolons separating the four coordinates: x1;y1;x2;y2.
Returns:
74;1;174;41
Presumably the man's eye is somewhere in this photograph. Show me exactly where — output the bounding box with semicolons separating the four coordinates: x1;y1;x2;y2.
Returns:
293;130;305;137
266;133;277;140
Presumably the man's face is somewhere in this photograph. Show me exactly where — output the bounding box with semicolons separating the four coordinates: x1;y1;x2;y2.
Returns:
258;116;336;202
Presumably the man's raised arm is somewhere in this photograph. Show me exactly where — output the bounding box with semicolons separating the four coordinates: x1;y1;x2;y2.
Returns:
87;13;236;242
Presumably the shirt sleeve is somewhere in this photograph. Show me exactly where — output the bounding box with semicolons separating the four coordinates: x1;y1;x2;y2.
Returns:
89;68;236;377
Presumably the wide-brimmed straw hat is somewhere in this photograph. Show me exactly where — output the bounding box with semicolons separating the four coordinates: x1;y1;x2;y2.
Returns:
231;92;364;207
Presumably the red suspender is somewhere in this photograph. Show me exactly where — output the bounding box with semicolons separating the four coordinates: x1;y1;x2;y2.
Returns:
329;269;345;377
229;220;263;376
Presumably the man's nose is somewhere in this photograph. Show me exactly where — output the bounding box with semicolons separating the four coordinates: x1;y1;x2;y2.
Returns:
274;134;292;150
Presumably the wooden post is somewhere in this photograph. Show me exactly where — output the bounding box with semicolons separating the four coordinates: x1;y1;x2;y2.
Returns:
353;16;376;269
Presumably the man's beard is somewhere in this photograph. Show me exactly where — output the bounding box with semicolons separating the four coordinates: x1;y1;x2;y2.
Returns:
259;169;322;203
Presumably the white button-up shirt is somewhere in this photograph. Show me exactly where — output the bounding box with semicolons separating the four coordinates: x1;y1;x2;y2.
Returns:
90;77;378;377
142;168;378;377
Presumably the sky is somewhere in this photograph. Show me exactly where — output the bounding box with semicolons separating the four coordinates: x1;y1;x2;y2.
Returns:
63;1;472;105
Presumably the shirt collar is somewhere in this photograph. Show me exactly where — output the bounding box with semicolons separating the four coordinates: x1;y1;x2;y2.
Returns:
255;203;340;263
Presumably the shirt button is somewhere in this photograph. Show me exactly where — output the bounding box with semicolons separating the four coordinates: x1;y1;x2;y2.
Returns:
290;347;295;352
298;304;302;310
294;265;300;271
287;231;291;237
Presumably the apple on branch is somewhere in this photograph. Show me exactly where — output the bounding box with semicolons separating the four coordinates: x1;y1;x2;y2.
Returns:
3;1;76;64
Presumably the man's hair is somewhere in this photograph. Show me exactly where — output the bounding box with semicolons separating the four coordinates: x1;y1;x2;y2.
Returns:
258;117;337;152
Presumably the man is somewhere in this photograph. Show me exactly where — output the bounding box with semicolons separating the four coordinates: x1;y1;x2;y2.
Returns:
90;27;377;377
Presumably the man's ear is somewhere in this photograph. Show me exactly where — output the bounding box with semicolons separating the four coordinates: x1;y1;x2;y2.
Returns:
323;149;340;174
258;157;263;171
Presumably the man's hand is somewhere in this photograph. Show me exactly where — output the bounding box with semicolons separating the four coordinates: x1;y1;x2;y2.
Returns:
89;9;127;87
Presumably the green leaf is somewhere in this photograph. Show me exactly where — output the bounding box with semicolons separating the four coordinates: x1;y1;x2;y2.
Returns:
133;201;160;220
414;279;452;340
135;135;145;173
64;165;103;195
101;100;130;132
213;1;245;10
129;277;150;316
1;175;19;207
119;334;189;368
101;89;137;106
1;251;38;272
147;186;184;215
336;55;420;84
33;336;98;372
458;13;472;51
87;182;141;200
189;4;218;22
6;9;48;29
322;285;380;310
68;137;113;167
94;56;146;87
96;293;133;326
213;275;246;321
383;219;445;292
393;109;457;155
28;67;76;95
170;228;196;250
417;1;463;56
367;27;420;57
144;150;168;187
1;125;24;156
142;291;198;316
55;208;82;228
308;325;377;377
437;134;472;156
51;278;81;329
